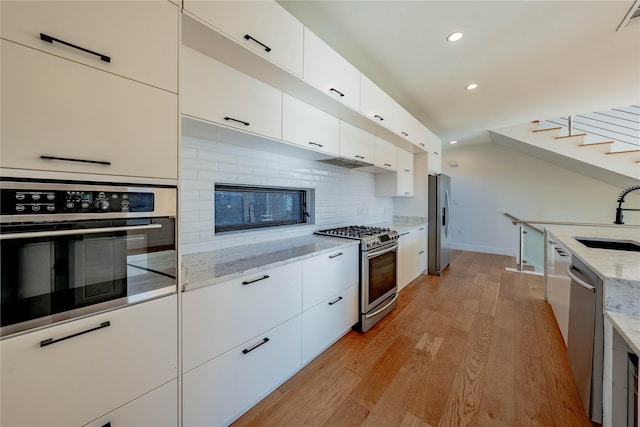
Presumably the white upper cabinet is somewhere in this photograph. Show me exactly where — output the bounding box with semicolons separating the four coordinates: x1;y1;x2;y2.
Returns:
398;149;414;174
375;149;414;197
374;137;398;172
0;0;178;93
282;93;340;156
303;28;360;111
181;46;282;141
1;41;178;180
360;74;395;129
339;121;375;164
428;140;442;174
183;0;304;77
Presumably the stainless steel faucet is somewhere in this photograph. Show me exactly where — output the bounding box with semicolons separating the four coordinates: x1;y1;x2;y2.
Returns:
614;185;640;224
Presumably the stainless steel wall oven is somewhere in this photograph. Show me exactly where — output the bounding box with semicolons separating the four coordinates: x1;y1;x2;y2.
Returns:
0;180;177;337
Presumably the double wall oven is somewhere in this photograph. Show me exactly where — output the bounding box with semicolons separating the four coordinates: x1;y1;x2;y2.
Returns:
0;180;177;337
316;226;399;332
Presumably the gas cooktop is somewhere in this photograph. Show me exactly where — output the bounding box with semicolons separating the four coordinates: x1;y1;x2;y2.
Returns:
315;225;399;250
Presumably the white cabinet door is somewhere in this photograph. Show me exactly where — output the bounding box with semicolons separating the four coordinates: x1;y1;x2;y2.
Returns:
282;93;340;156
182;261;302;373
1;0;178;92
548;241;572;345
0;295;177;427
184;0;303;76
1;41;178;180
303;28;360;111
398;149;414;174
181;46;282;140
360;74;395;128
392;101;415;142
374;137;398;171
339;121;375;164
302;284;358;364
302;245;359;310
183;316;302;427
83;379;177;427
428;150;442;175
398;226;427;290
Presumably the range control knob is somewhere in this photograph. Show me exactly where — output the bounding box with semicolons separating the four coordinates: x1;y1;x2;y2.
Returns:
94;199;110;211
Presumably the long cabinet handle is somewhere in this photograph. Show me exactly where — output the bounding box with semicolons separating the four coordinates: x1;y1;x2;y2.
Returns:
399;232;410;236
364;293;398;319
308;142;324;148
41;155;111;166
40;33;111;63
243;34;271;52
40;321;111;347
329;88;345;97
374;115;384;121
355;155;365;159
242;337;270;354
384;163;392;167
328;296;343;305
0;224;162;241
329;252;343;258
566;265;596;292
419;143;425;147
401;131;409;137
419;250;425;254
242;275;270;285
224;117;250;126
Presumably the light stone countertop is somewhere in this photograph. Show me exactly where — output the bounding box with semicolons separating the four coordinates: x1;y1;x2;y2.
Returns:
181;235;359;292
546;225;640;354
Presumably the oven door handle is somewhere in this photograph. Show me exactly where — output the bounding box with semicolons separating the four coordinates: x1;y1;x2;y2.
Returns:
366;243;399;258
364;293;399;319
0;223;162;240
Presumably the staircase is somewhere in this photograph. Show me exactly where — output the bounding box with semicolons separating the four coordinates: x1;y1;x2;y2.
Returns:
489;106;640;187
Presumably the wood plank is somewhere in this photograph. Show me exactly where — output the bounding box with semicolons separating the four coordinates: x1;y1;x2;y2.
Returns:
321;397;369;427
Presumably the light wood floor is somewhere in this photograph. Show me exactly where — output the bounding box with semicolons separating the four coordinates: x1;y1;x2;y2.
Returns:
233;250;591;427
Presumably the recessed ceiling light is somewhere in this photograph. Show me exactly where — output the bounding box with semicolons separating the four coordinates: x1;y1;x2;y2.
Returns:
466;83;478;90
449;140;458;144
447;32;464;42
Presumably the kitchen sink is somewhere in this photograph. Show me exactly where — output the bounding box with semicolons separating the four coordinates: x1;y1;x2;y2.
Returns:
574;237;640;252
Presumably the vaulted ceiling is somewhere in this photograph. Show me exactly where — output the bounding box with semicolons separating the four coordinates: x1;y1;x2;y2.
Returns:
278;1;640;148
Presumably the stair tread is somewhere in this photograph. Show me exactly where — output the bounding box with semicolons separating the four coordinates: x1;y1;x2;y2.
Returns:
605;149;640;155
532;126;562;133
555;133;587;139
578;141;614;146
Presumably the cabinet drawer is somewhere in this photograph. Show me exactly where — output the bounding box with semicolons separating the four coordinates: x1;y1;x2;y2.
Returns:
183;315;302;427
84;379;177;427
181;46;282;141
302;285;358;364
302;245;359;310
184;0;303;77
0;295;178;427
0;41;178;180
1;0;178;92
182;262;302;372
282;93;340;156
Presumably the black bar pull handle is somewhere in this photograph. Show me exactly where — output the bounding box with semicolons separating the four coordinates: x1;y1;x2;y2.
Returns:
384;163;392;167
419;250;425;255
242;275;270;285
242;337;269;354
401;131;409;137
40;321;111;347
224;117;250;126
243;34;271;52
308;142;324;148
40;33;110;63
328;296;343;306
329;88;345;97
40;155;111;166
404;169;411;173
374;114;384;121
329;252;343;259
355;155;365;159
419;143;425;147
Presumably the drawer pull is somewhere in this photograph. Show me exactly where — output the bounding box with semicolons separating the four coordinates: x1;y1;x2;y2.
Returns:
328;296;343;305
224;117;250;126
242;275;270;285
399;232;410;236
419;143;425;147
40;155;111;166
404;169;411;173
329;88;345;97
242;337;270;354
308;142;324;148
328;252;343;259
40;33;111;63
401;131;409;137
355;155;365;159
419;227;425;231
40;321;111;347
384;163;392;167
243;34;272;52
404;192;411;195
374;114;384;121
419;250;425;254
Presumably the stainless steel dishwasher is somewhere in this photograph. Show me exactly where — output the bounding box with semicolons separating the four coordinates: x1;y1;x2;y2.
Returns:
566;256;604;423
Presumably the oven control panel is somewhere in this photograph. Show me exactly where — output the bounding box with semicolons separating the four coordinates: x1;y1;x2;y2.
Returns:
1;189;154;215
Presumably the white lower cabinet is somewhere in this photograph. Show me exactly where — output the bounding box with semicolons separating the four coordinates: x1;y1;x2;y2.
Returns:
182;316;302;427
0;295;178;427
302;245;359;311
302;284;358;364
398;226;428;291
83;379;177;427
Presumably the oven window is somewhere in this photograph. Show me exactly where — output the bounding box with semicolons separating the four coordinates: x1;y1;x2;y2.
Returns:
0;218;176;331
368;251;397;305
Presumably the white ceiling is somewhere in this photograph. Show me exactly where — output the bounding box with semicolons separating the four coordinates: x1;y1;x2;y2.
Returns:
277;0;640;148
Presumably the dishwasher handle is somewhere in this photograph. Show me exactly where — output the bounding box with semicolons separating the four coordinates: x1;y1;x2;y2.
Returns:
566;265;596;292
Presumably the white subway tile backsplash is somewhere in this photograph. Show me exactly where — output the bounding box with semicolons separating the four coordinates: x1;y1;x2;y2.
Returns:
180;135;393;254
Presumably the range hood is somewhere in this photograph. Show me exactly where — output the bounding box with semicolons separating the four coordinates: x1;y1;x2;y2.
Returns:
316;156;373;169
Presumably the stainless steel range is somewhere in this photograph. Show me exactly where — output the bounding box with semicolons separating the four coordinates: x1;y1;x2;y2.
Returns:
315;225;399;332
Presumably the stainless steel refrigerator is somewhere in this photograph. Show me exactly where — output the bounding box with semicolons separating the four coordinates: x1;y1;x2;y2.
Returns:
428;174;451;275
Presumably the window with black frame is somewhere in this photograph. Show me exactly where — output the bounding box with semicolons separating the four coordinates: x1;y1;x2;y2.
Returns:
214;184;312;232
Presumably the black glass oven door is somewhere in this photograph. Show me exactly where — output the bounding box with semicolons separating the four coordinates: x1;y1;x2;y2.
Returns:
364;245;397;313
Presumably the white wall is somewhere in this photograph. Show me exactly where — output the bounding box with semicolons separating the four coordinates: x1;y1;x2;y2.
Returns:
180;135;394;254
442;142;630;258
